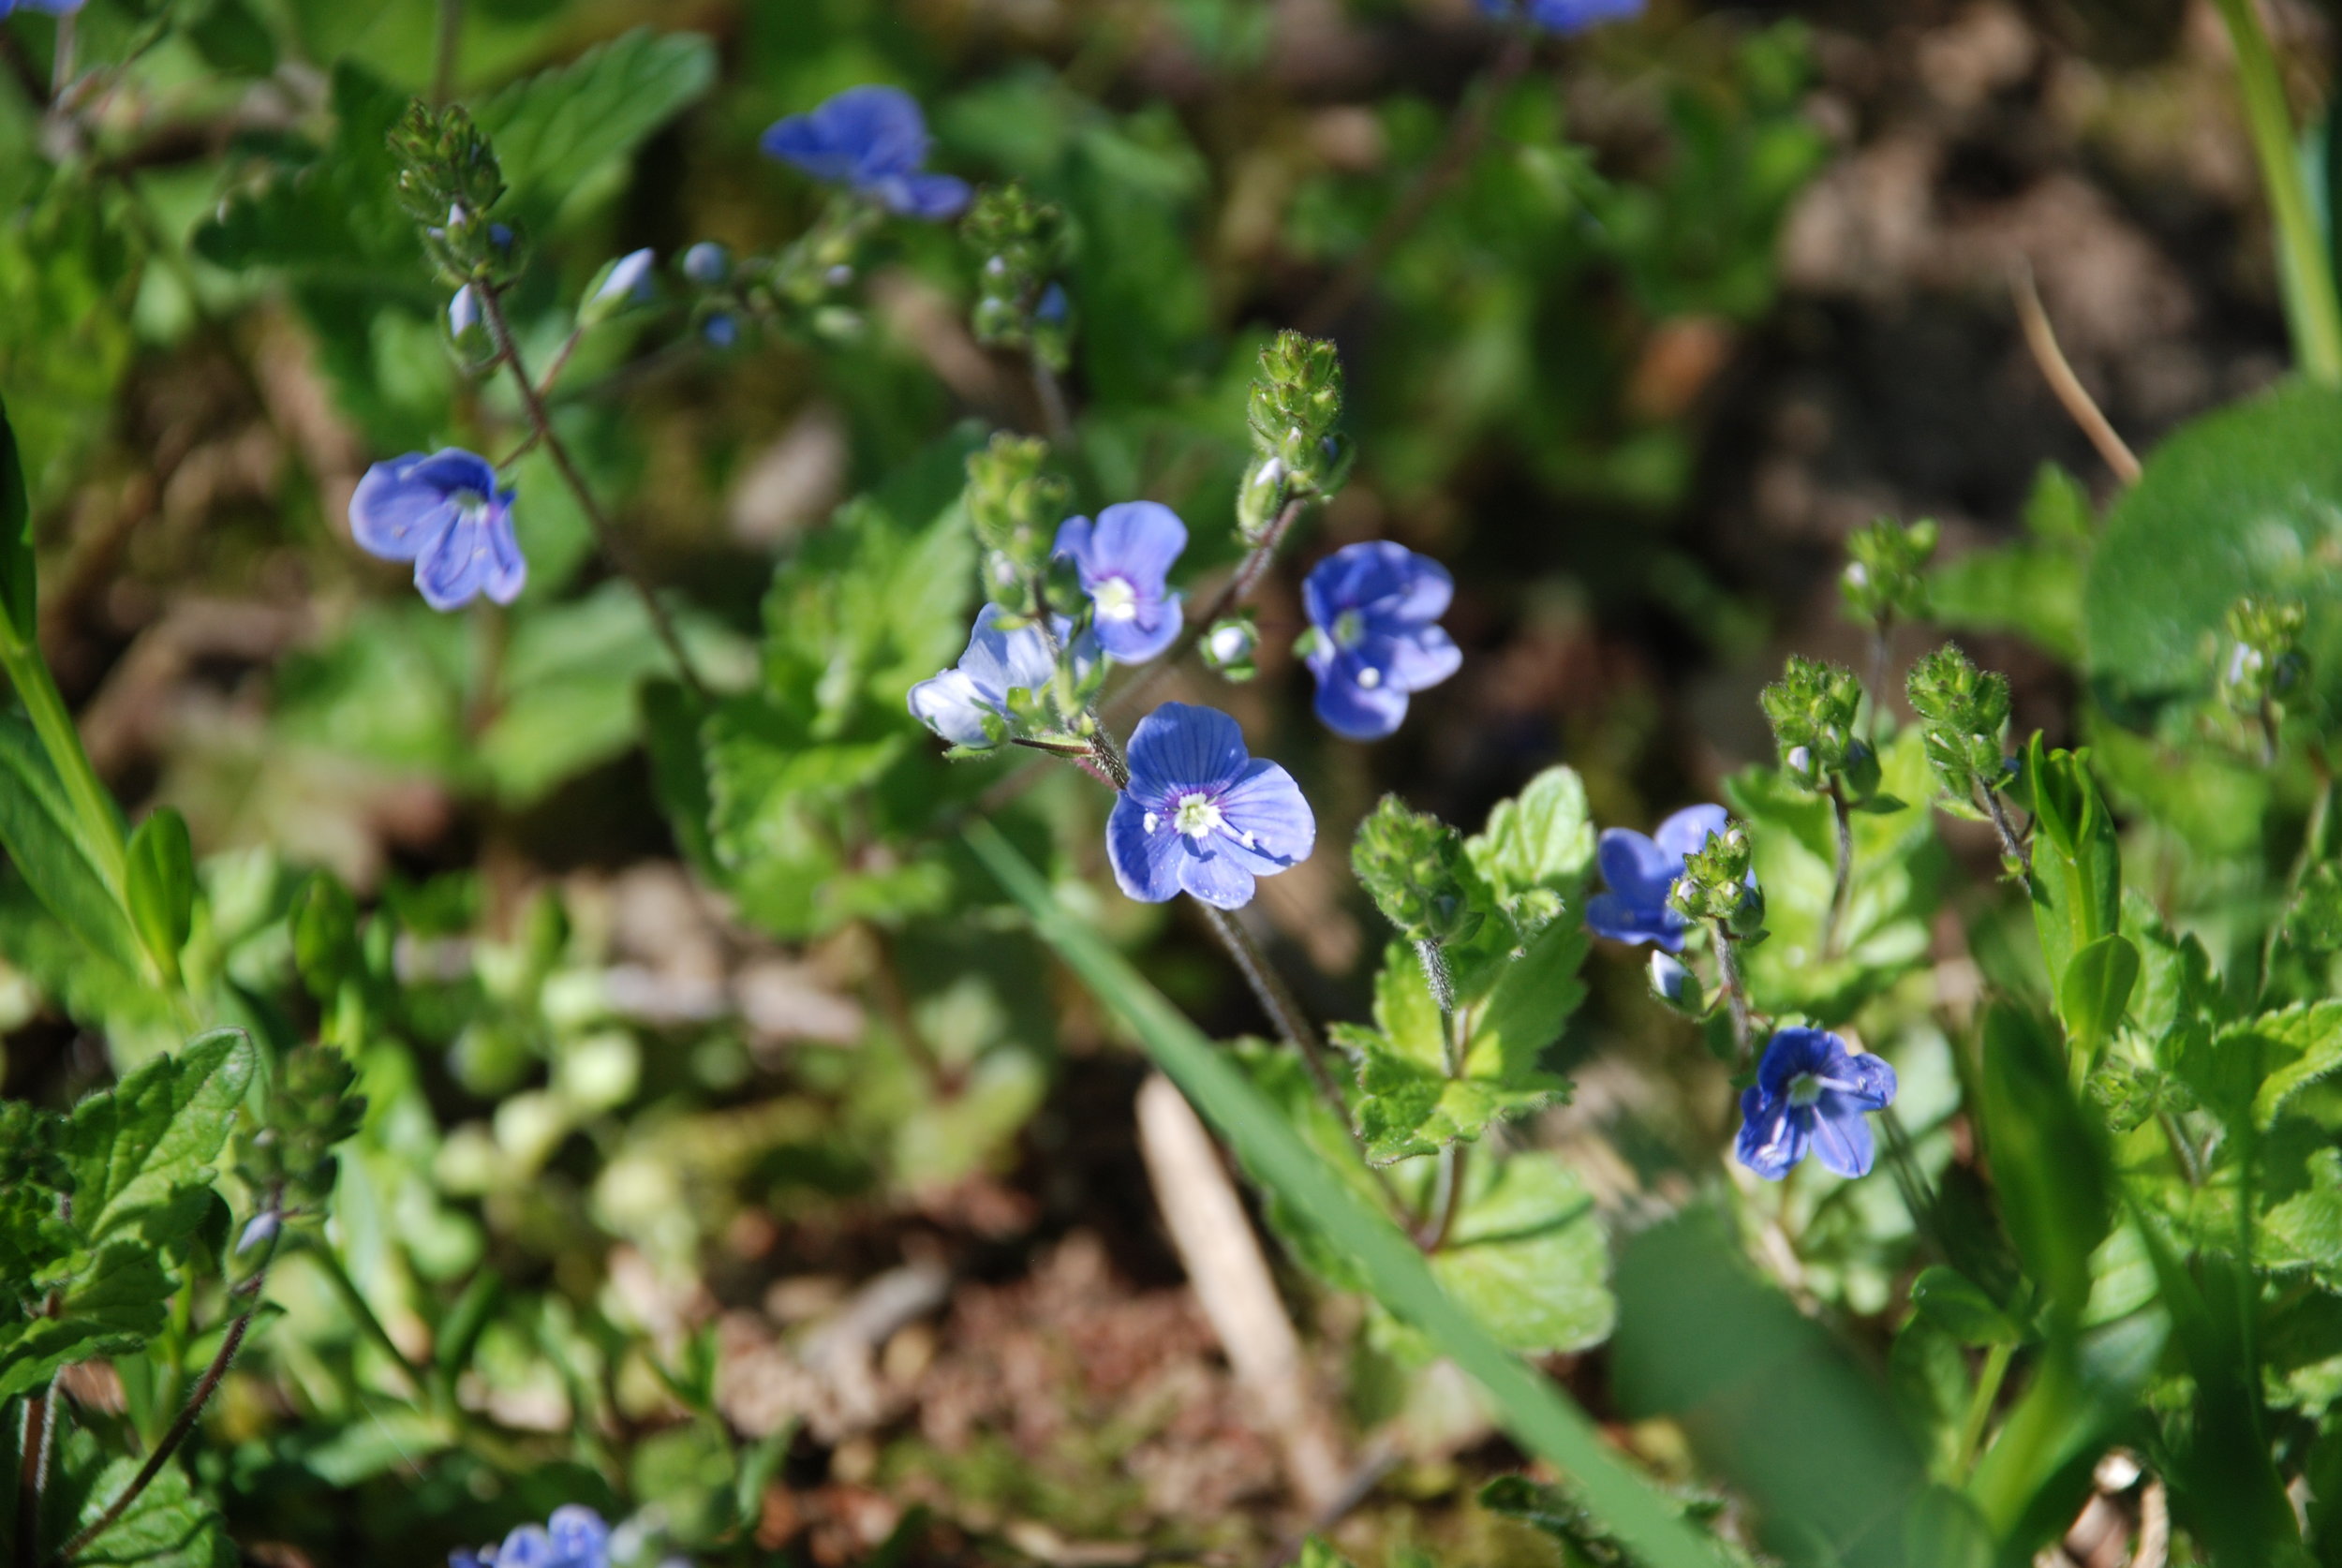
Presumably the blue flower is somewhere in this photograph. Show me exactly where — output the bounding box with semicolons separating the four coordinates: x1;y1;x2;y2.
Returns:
1736;1028;1897;1180
592;247;656;307
703;313;739;348
909;604;1091;748
448;285;482;339
0;0;85;15
349;449;525;612
450;1506;610;1568
1107;703;1314;909
1476;0;1643;34
761;86;971;220
1584;804;1727;953
1300;541;1461;740
1054;502;1187;663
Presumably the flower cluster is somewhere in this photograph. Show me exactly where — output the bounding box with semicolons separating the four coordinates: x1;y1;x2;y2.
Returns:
449;1506;610;1568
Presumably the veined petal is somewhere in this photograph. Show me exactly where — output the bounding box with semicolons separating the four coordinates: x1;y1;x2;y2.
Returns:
1809;1102;1876;1178
1093;592;1182;664
877;171;972;220
1755;1027;1844;1100
1106;795;1184;902
1595;828;1678;910
1123;702;1248;797
481;505;527;605
1584;890;1684;951
1089;501;1187;587
497;1527;556;1568
545;1507;609;1568
1653;803;1729;862
414;510;498;610
1376;625;1461;695
1824;1051;1897;1112
1735;1087;1808;1180
908;669;998;747
955;605;1060;704
1177;840;1259;909
1215;758;1314;871
349;454;454;562
1311;661;1410;740
819;84;932;181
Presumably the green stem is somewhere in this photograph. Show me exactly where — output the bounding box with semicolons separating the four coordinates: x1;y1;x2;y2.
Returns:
2214;0;2342;384
1709;923;1754;1067
0;645;125;887
1954;1339;2015;1477
1821;781;1853;961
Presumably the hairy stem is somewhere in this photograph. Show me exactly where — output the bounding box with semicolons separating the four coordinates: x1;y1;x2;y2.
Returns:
476;285;708;700
1416;1143;1467;1253
2212;0;2342;385
1202;904;1345;1116
60;1194;283;1563
16;1292;58;1568
1710;923;1753;1067
1030;350;1073;445
1980;787;2029;873
430;0;463;105
1299;29;1533;333
1821;781;1853;961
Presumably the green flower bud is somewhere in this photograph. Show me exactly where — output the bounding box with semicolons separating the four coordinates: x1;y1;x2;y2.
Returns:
1352;794;1484;947
963;183;1075;370
1841;516;1938;629
964;433;1071;614
1759;656;1867;791
1905;643;2012;812
1246;331;1345;500
1670;821;1765;939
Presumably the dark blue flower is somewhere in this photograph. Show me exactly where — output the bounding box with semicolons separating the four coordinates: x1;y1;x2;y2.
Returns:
761;86;971;220
1476;0;1643;34
1054;502;1186;663
1300;541;1461;740
909;604;1092;748
349;449;525;612
1736;1028;1897;1180
1107;703;1314;909
1584;804;1727;953
703;313;739;348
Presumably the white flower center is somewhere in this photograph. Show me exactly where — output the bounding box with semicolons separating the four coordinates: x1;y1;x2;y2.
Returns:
1786;1072;1824;1108
452;487;491;523
1356;665;1382;689
1174;791;1224;839
1092;576;1139;622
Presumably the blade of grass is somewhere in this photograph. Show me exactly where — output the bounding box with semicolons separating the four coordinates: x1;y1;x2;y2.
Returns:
963;821;1726;1568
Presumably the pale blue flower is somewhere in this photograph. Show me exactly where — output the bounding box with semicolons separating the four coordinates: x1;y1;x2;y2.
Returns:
349;449;525;612
1054;502;1186;663
909;604;1092;749
1585;805;1727;953
1106;703;1314;909
761;86;971;220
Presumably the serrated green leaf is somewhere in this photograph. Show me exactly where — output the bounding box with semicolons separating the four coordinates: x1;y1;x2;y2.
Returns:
1345;924;1581;1164
191;62;413;281
0;1241;172;1401
71;1451;235;1568
1467;763;1596;915
66;1031;256;1246
125;807;195;982
2285;863;2342;954
2245;1001;2342;1130
475;30;719;230
0;714;143;976
2056;933;2138;1053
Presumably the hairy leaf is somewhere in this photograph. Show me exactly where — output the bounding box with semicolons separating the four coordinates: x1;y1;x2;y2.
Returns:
66;1031;256;1246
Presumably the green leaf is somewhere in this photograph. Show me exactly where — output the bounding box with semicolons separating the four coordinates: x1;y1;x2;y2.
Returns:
1907;1265;2023;1346
2023;736;2121;1002
1613;1206;1926;1567
963;821;1727;1568
475;30;719;230
66;1031;257;1246
70;1452;235;1568
1928;466;2089;663
0;392;34;649
1427;1151;1613;1355
1467;763;1596;915
191;62;414;282
2244;1001;2342;1130
0;1241;172;1402
2055;933;2138;1054
1342;924;1580;1165
0;714;144;976
125;807;195;982
2084;378;2342;729
1977;1005;2110;1323
2283;862;2342;954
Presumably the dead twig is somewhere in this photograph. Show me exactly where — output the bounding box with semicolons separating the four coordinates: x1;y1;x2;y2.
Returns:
2011;261;2141;486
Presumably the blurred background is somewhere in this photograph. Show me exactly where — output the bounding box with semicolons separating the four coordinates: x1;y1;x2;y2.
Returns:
0;0;2321;1561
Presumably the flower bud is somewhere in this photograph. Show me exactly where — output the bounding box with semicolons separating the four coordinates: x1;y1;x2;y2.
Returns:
1648;952;1704;1016
1203;614;1259;682
580;247;656;326
682;241;731;285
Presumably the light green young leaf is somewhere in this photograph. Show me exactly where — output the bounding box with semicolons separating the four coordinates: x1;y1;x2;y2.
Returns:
1343;925;1580;1165
125;807;195;981
477;30;719;230
2056;933;2139;1054
0;1241;172;1402
66;1031;256;1245
2246;1001;2342;1130
0;714;143;976
2023;736;2121;1000
1467;763;1596;916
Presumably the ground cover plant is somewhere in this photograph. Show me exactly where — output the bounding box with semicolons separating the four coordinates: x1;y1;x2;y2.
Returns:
3;0;2342;1564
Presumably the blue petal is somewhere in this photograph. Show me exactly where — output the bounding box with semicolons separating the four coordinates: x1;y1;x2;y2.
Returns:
955;604;1060;706
1735;1087;1808;1180
908;669;996;747
1372;625;1461;695
1524;0;1643;32
497;1527;555;1568
1583;890;1684;952
1810;1099;1877;1178
1653;804;1728;863
876;171;972;220
414;496;522;612
1302;655;1405;744
594;247;657;304
1123;702;1249;797
1214;758;1314;872
1092;596;1183;663
1053;514;1095;570
349;454;455;563
763;85;931;185
1106;794;1184;903
1087;502;1187;589
405;448;499;496
1825;1051;1897;1112
545;1506;608;1568
1178;840;1259;909
1755;1027;1844;1101
1595;828;1677;910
